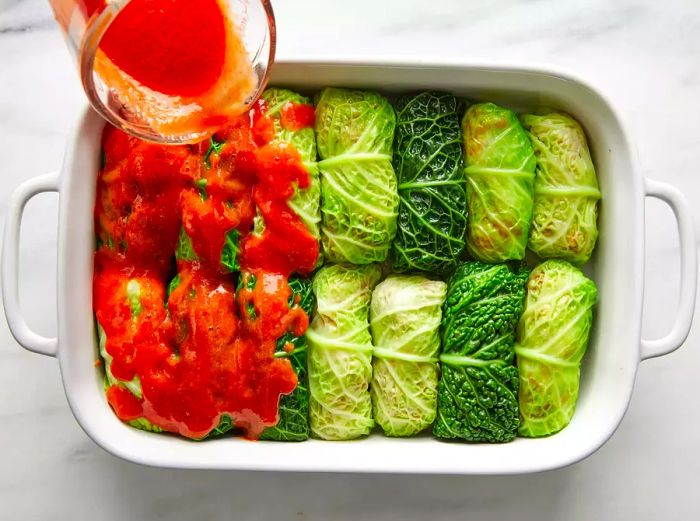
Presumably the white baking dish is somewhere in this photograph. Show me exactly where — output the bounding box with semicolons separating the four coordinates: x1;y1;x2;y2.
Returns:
2;59;697;474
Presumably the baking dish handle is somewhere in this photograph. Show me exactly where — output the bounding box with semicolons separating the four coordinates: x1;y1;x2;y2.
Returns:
1;172;60;357
641;178;698;360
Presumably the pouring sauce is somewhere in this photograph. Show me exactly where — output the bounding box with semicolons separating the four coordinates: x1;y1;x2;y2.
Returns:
70;0;258;139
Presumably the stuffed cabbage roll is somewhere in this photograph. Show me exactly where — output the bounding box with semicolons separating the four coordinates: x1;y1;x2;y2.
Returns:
306;264;381;440
434;261;529;442
370;275;446;437
93;254;169;434
521;112;601;264
177;148;248;274
259;276;315;441
97;263;236;439
515;260;597;437
181;88;321;274
261;88;322;244
95;125;188;274
315;88;399;264
392;92;467;272
462;103;537;262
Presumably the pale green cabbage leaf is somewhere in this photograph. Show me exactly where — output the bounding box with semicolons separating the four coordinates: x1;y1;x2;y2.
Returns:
370;275;446;437
306;264;381;440
462;103;536;262
515;259;597;437
315;88;399;264
521;112;601;264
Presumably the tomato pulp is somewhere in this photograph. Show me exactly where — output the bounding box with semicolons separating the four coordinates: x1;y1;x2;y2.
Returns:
93;101;319;439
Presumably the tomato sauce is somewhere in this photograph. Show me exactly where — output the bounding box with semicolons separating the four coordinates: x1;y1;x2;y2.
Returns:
280;102;316;131
240;141;319;275
78;0;258;138
93;100;319;439
95;126;189;273
99;0;227;97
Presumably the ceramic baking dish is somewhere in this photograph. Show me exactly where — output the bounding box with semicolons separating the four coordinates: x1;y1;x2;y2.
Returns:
2;59;697;474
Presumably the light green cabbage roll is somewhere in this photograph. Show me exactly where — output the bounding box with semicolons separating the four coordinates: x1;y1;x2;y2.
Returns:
306;264;381;440
462;102;537;262
262;88;322;243
515;260;597;437
370;275;446;437
521;112;601;264
315;88;399;265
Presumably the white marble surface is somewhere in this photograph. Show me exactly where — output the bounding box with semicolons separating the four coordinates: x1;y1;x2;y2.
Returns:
1;0;699;519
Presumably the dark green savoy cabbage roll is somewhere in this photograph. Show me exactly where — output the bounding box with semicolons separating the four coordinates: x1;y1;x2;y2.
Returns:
392;92;468;272
462;103;537;262
434;261;529;442
521;112;601;264
306;264;381;440
315;88;399;265
370;275;446;437
515;260;597;437
259;276;315;441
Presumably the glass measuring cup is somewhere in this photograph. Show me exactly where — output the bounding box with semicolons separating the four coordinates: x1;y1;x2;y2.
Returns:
49;0;276;143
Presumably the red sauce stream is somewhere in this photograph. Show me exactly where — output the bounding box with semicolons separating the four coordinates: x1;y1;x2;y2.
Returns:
93;101;318;438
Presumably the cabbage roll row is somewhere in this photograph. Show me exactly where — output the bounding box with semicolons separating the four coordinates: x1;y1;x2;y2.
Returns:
305;259;597;441
311;88;600;268
95;89;322;440
307;265;447;440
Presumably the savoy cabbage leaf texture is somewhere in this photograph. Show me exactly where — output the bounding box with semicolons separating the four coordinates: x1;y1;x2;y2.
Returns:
314;88;399;265
259;276;315;441
462;103;536;262
392;92;467;273
370;275;446;437
307;264;381;440
521;112;601;265
434;261;529;442
262;89;322;246
515;260;597;437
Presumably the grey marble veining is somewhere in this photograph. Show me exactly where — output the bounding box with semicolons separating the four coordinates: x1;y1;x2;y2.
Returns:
1;0;699;520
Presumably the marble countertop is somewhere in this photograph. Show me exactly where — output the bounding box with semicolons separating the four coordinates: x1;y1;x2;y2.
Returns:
1;0;699;519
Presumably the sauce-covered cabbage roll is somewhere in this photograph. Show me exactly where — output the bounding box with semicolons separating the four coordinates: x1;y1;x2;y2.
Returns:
261;88;322;246
462;103;536;262
94;255;168;434
258;276;315;441
95;126;188;274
